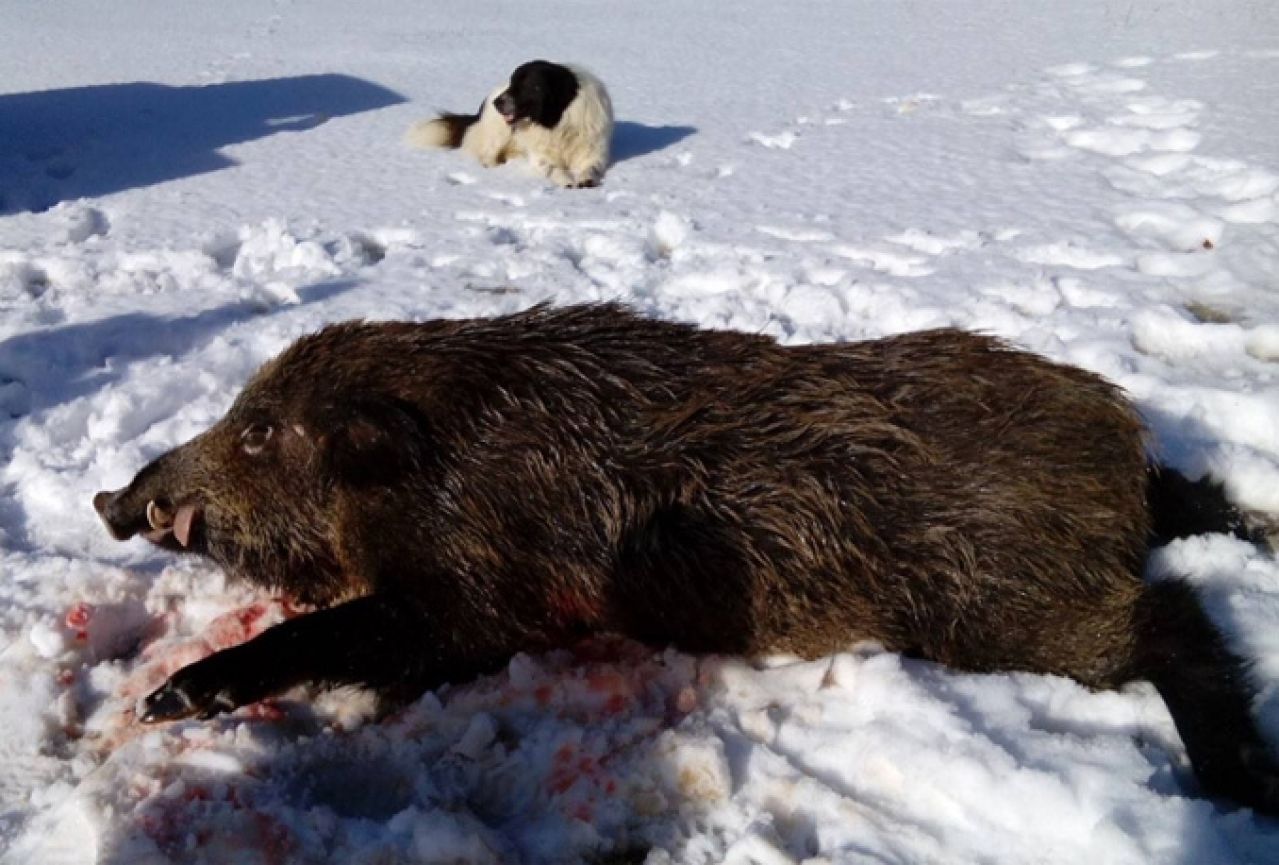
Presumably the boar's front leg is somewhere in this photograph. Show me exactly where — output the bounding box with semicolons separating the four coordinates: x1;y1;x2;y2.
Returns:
141;594;498;722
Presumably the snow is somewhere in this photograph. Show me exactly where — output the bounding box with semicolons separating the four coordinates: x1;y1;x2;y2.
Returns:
2;0;1279;861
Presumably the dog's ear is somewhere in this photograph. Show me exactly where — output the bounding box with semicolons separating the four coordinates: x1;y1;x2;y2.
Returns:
315;396;430;487
525;62;579;128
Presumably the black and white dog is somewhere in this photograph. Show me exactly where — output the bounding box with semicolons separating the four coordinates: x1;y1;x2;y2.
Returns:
408;60;613;188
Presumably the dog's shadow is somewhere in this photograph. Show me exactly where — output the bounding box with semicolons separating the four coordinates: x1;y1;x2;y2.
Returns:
611;121;696;163
0;75;404;214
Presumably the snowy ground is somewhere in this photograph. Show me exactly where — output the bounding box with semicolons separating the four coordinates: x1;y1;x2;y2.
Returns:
3;0;1279;862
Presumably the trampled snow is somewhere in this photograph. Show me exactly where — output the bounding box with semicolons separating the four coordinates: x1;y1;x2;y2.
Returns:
2;1;1279;862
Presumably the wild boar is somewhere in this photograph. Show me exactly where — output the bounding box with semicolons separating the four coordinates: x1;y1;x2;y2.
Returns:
93;303;1278;814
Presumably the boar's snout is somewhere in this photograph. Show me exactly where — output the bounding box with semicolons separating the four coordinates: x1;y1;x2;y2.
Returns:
94;485;203;547
93;486;150;541
93;447;206;548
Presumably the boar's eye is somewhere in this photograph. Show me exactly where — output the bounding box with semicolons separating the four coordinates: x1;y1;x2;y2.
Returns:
240;423;274;455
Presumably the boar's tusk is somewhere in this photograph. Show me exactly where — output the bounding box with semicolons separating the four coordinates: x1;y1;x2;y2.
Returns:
146;499;173;532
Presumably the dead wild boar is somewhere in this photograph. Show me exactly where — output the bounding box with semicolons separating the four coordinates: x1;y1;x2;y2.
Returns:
93;302;1279;814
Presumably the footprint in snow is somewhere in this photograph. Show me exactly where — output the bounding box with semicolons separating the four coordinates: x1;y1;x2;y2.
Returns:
830;243;935;278
1012;242;1126;271
1071;75;1147;96
485;191;526;207
1045;62;1096;78
1110;96;1202;131
882;93;941;115
3;260;52;297
1063;126;1200;158
63;207;110;243
747;130;798;150
1216;197;1279;225
884;228;985;256
960;95;1010;117
487;226;520;247
202;233;242;271
339;232;387;265
1112;56;1154;68
755;225;834;243
1042;115;1083;131
1106;156;1279;225
1173;49;1220;62
1113;202;1223;252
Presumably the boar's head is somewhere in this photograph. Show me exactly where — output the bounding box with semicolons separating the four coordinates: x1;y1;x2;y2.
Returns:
93;323;430;605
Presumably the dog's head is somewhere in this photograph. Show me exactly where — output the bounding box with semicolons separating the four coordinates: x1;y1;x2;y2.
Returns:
493;60;579;129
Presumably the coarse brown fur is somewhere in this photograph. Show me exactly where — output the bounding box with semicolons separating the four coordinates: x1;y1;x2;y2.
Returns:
93;303;1279;814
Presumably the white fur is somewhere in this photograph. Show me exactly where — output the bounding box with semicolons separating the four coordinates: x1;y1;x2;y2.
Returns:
407;65;614;188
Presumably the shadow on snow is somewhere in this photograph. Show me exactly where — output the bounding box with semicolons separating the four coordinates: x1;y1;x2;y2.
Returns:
611;121;697;163
0;74;404;213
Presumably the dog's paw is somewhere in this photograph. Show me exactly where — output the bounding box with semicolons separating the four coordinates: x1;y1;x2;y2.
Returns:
546;170;575;188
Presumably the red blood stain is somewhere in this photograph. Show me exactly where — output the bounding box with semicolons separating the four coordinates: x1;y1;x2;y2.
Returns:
549;772;577;794
548;745;580;793
205;603;271;649
237;605;265;629
138;807;183;849
253;812;294;865
65;602;93;630
244;700;286;722
586;670;628;693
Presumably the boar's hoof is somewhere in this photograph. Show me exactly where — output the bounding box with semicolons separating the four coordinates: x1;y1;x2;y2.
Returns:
140;652;258;722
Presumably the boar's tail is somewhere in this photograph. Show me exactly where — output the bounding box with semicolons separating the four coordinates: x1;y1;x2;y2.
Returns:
1146;464;1267;548
1131;578;1279;815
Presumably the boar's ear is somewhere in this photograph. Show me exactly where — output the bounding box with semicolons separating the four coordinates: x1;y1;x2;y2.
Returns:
318;397;429;486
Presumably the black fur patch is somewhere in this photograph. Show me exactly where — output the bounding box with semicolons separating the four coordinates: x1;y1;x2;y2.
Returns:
1147;465;1260;546
1133;579;1279;812
494;60;579;129
436;110;479;148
